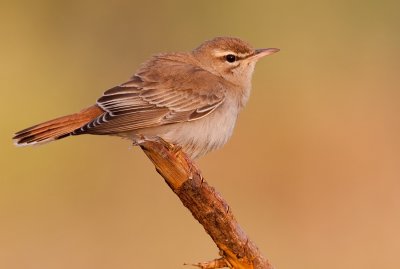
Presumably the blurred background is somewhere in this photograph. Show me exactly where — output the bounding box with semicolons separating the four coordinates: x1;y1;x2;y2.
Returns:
1;0;399;268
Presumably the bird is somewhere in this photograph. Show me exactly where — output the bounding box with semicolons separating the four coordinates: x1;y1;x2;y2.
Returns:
13;37;279;159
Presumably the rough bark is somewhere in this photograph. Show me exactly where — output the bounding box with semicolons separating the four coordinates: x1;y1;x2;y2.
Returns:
139;138;274;269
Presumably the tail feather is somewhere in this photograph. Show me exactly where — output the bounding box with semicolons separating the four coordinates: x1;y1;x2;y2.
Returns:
13;105;104;146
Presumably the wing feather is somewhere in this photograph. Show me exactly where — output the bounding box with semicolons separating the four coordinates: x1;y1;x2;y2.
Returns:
75;54;226;135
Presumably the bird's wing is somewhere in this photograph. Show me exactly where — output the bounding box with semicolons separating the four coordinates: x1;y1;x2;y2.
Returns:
76;58;226;135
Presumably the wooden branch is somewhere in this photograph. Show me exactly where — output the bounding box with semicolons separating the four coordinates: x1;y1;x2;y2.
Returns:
139;138;274;269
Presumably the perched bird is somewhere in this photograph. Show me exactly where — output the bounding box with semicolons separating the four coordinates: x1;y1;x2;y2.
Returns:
13;37;279;159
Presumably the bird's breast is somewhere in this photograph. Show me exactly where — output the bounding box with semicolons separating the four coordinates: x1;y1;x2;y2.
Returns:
160;99;240;159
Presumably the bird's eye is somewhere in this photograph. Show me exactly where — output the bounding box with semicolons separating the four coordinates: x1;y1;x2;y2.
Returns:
225;54;237;63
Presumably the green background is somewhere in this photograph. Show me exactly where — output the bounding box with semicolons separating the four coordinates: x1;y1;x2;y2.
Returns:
1;1;399;268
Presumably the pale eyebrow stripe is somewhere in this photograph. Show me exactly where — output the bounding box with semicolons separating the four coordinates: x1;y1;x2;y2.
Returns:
212;50;251;58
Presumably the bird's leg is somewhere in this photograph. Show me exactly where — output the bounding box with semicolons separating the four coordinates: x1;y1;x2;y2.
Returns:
135;135;183;156
133;134;164;146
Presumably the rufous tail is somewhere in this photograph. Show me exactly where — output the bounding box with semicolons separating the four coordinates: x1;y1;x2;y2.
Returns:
13;105;104;146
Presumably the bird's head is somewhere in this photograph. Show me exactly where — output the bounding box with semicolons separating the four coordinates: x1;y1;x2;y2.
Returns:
193;37;279;87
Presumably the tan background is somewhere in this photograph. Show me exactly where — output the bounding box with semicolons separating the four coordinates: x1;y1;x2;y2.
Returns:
1;1;399;268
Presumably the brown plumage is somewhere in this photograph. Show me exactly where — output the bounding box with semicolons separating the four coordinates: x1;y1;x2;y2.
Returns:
13;106;104;145
13;37;279;158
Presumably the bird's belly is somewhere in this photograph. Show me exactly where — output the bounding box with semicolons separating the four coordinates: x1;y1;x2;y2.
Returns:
165;111;237;158
128;104;239;159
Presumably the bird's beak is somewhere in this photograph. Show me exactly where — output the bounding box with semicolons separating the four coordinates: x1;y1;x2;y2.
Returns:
251;48;280;61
